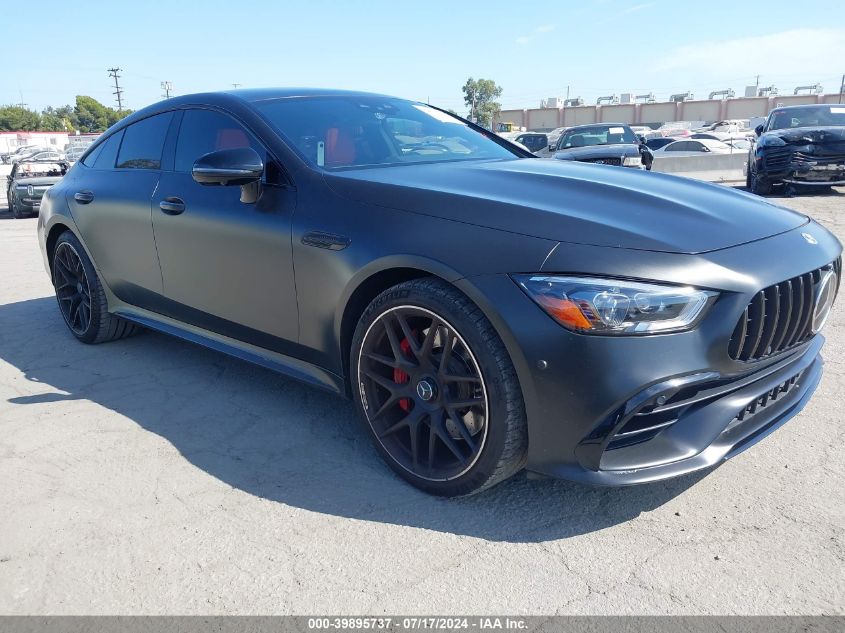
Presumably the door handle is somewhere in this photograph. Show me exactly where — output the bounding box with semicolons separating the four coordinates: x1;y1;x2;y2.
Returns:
74;191;94;204
159;197;185;215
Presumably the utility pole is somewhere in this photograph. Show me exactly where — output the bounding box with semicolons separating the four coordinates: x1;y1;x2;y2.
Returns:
16;89;27;109
232;83;242;89
108;67;124;112
161;81;173;98
839;74;844;104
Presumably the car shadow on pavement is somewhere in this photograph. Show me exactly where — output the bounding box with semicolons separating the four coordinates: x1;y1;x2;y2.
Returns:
0;297;708;543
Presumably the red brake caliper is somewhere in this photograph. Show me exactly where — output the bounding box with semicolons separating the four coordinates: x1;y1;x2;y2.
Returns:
394;337;413;411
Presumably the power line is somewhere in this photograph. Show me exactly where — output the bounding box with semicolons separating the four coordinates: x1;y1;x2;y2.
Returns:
107;67;124;112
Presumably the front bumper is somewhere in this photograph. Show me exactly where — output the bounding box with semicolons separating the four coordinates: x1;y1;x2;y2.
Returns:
759;150;845;184
459;224;840;486
557;335;823;484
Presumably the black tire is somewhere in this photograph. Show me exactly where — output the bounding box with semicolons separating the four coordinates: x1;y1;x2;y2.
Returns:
749;167;773;196
350;278;527;496
52;231;138;344
11;199;22;219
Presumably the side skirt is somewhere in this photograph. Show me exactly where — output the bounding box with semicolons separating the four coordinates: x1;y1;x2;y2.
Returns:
113;306;346;396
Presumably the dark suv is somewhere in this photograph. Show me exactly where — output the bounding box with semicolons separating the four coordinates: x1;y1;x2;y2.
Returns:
37;89;841;496
747;104;845;194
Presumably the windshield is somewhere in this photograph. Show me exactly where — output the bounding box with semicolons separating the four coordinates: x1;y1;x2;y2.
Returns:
255;96;519;169
16;162;65;177
767;106;845;131
558;125;637;149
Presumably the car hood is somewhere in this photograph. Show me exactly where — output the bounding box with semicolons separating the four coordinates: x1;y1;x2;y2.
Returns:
761;126;845;145
13;176;62;186
324;158;808;254
553;144;641;161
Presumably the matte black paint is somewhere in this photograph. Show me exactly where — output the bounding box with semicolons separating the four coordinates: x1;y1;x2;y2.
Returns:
37;88;843;486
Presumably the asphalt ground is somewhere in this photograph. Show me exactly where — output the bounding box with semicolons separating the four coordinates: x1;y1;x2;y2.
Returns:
0;164;843;614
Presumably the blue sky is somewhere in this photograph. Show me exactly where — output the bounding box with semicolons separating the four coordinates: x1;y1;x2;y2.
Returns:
5;0;845;113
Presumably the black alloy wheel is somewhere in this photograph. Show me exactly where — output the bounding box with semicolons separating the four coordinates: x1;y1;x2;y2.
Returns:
358;305;489;482
54;241;93;335
51;231;138;344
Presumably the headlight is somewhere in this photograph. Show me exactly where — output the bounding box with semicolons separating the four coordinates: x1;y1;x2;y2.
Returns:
514;275;718;335
622;155;642;167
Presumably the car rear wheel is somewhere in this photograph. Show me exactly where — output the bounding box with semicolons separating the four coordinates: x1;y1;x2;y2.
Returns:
351;278;527;496
52;231;139;344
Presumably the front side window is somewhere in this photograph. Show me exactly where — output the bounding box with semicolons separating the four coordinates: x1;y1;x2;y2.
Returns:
174;109;264;173
116;113;173;169
254;96;518;169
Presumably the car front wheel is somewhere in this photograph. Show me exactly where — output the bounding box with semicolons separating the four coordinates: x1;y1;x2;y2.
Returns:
52;231;138;344
748;165;773;196
351;278;527;496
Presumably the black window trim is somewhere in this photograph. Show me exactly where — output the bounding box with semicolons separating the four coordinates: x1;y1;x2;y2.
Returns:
114;110;176;172
170;104;294;188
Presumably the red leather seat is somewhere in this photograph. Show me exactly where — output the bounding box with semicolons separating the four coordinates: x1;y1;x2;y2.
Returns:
325;127;356;166
216;129;250;150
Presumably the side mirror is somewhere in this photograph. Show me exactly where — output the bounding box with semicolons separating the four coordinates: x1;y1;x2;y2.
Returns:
701;146;710;152
192;148;263;187
755;124;764;137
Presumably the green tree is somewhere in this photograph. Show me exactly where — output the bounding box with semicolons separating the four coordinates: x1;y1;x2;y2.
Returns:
73;95;113;133
40;106;74;132
0;105;41;131
461;78;502;128
72;96;133;133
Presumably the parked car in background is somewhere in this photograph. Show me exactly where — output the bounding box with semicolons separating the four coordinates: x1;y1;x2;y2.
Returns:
645;136;678;152
65;147;87;163
552;123;653;169
9;147;50;164
746;104;845;195
26;150;65;162
726;138;751;151
1;144;41;164
37;88;842;496
546;126;568;150
6;159;69;218
654;138;735;156
645;137;676;151
513;132;548;154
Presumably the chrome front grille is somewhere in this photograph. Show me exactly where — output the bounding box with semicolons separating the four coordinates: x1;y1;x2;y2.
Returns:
728;259;841;362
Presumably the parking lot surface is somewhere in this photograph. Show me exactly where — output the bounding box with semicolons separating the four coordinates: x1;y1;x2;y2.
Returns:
0;179;843;614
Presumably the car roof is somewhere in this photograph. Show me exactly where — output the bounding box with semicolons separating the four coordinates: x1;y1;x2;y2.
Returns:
99;88;408;139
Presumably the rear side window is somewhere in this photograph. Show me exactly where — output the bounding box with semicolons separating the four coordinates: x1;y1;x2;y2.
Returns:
174;109;263;173
82;131;123;169
116;113;173;169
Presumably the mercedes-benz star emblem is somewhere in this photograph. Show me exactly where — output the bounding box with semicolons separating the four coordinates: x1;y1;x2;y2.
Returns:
416;380;435;401
802;232;818;245
811;270;838;333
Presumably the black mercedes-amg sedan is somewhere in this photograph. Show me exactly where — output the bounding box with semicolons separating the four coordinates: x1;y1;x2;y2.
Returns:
37;89;841;496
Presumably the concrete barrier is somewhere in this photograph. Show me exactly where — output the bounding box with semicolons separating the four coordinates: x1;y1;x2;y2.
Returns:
651;152;747;182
